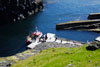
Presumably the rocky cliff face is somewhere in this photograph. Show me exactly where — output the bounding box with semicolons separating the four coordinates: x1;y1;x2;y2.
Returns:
0;0;43;24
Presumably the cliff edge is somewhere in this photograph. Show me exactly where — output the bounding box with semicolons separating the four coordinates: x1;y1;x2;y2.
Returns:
0;0;43;24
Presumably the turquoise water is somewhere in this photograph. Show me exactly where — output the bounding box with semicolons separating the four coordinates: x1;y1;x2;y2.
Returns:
0;0;100;56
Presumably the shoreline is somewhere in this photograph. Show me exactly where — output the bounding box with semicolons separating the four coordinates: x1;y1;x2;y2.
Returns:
0;37;84;67
1;36;100;67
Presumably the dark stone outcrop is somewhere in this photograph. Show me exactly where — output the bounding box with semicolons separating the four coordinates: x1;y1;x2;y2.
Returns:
86;41;100;51
0;0;43;25
88;13;100;20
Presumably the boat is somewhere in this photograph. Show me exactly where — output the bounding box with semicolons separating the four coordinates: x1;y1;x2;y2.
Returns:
25;30;58;49
25;32;83;49
25;30;43;48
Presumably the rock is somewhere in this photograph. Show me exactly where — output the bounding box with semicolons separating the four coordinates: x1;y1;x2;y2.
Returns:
0;61;11;67
16;53;35;60
86;41;100;50
89;60;92;63
0;0;43;24
6;56;20;63
65;64;73;67
0;38;83;66
34;38;83;51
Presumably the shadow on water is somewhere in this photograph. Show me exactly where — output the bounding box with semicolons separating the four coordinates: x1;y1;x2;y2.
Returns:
0;13;40;57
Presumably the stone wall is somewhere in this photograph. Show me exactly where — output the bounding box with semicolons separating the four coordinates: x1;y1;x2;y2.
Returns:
56;20;100;30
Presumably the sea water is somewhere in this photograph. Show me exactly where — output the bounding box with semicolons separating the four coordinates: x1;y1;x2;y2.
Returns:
0;0;100;56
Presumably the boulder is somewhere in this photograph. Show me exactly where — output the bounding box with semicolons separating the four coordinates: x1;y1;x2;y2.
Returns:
0;61;11;67
86;41;100;50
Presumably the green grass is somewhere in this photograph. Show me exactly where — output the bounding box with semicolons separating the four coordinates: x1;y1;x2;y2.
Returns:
12;45;100;67
0;58;5;62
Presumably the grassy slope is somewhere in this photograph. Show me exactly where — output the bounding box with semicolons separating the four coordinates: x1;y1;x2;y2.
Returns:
12;45;100;67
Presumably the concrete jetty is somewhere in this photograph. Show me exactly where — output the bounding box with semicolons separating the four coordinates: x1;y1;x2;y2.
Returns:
88;13;100;20
56;19;100;32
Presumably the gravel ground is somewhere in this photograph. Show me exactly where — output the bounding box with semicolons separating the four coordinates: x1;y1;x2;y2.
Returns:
34;38;84;51
34;42;83;51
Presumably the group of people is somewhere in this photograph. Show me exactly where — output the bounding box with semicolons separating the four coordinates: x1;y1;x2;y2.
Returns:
26;31;51;45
